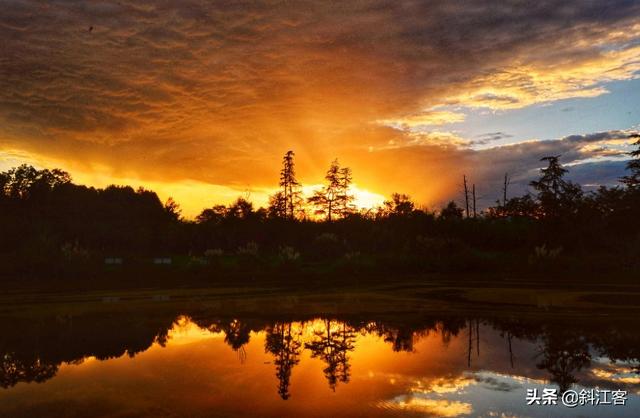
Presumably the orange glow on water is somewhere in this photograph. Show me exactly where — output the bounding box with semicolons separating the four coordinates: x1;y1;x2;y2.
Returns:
2;317;639;418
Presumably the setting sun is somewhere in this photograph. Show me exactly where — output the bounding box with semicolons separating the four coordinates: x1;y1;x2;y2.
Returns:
351;186;387;210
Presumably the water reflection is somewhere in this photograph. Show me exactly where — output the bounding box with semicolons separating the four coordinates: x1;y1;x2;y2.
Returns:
265;323;302;399
0;307;639;417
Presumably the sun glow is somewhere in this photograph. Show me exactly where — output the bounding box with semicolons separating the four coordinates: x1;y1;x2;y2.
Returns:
302;184;386;212
1;147;390;219
351;185;386;210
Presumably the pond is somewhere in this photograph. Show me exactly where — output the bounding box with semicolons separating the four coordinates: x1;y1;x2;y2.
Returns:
0;290;638;417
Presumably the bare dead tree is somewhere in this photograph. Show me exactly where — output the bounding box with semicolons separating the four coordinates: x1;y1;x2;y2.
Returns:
472;184;477;218
502;173;511;207
476;319;480;356
463;175;470;218
507;332;514;368
467;319;473;367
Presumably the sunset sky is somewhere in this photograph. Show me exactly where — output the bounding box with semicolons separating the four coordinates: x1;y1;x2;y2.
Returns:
2;1;640;216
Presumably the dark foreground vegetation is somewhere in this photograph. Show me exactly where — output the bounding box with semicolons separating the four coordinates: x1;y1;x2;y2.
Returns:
1;134;639;282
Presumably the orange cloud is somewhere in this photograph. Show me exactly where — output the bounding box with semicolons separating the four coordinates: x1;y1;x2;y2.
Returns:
1;1;640;212
378;111;466;129
450;45;640;110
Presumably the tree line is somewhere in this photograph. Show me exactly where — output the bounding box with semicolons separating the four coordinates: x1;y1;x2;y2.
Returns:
0;134;639;277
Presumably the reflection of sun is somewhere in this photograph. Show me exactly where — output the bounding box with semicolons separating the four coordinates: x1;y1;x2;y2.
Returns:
164;317;348;346
166;315;224;345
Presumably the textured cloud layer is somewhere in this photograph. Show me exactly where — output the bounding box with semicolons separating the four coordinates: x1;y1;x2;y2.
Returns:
1;0;640;211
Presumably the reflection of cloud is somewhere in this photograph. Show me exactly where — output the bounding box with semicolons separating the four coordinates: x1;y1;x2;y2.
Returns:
378;396;473;417
483;413;523;418
411;376;475;394
472;375;520;392
592;367;640;385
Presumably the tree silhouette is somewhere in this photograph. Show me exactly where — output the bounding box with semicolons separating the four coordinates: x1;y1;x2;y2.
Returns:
336;166;355;216
487;194;540;219
621;133;640;189
196;204;228;224
463;175;470;218
439;201;464;220
0;164;70;200
278;151;302;219
382;193;415;217
226;197;255;220
304;320;355;391
265;322;302;399
530;156;567;200
5;141;640;280
530;156;582;219
164;197;182;221
308;159;354;221
267;191;288;219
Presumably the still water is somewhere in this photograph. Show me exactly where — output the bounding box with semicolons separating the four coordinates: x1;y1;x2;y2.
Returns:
0;298;639;417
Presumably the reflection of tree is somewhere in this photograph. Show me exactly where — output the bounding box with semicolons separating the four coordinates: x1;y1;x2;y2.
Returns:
536;333;591;393
496;318;546;369
221;319;252;362
466;319;481;367
367;323;418;352
383;326;416;352
364;318;466;352
2;308;640;398
0;311;178;388
0;352;57;388
265;323;302;399
592;327;640;374
438;318;466;347
305;320;356;391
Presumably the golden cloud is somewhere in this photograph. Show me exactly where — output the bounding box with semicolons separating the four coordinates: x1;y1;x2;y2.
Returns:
1;1;640;212
378;111;466;129
377;397;473;417
450;45;640;110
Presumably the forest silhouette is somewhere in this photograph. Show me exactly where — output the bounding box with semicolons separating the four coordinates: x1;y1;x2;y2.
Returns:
0;134;639;280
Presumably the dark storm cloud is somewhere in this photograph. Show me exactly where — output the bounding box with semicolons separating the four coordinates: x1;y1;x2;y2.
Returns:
470;132;513;146
566;160;629;189
463;130;633;205
0;0;639;195
351;130;633;208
